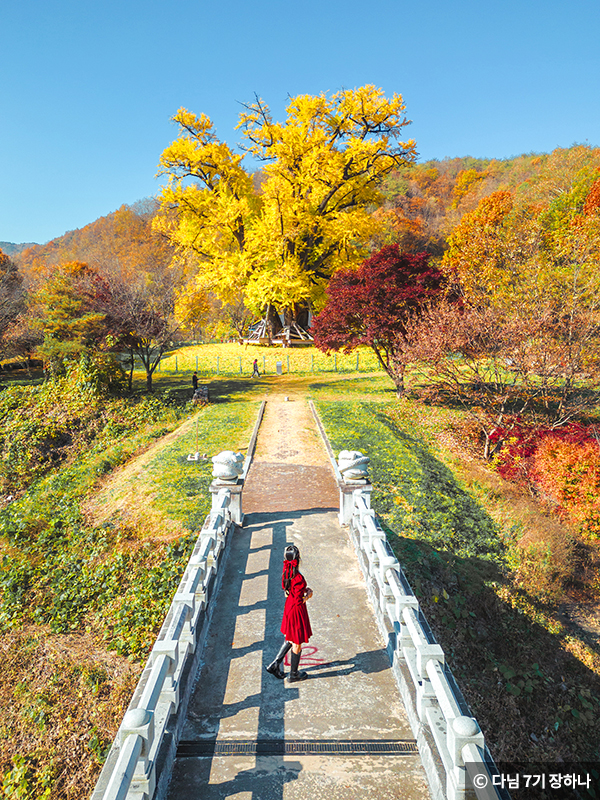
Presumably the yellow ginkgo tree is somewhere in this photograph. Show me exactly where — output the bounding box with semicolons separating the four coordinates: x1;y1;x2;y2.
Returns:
154;86;416;331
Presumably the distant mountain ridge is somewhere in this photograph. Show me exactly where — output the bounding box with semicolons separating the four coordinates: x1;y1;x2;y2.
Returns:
0;241;38;256
4;146;600;271
15;201;173;282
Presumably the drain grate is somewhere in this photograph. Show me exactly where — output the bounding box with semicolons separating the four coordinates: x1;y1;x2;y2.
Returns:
177;739;419;757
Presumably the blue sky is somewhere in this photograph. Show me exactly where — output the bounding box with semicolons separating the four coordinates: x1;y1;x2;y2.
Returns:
1;0;599;244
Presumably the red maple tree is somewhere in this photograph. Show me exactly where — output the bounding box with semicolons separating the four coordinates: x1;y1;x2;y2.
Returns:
311;244;445;395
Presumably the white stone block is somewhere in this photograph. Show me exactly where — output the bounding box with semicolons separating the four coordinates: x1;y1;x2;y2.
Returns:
447;715;484;766
416;643;445;677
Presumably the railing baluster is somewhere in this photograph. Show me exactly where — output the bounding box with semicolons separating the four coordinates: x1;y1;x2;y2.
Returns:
331;445;502;800
92;448;247;800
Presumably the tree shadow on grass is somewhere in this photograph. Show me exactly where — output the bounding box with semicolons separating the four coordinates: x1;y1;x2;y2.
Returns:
386;527;600;763
146;375;269;404
0;368;45;388
308;375;397;397
346;402;505;560
206;378;270;403
317;398;600;761
409;379;600;423
368;407;600;763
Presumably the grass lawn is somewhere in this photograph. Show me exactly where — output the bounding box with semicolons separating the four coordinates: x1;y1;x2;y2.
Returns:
156;341;383;377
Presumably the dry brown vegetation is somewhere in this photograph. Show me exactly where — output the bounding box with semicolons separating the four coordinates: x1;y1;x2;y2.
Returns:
83;414;201;536
414;401;600;618
0;627;138;797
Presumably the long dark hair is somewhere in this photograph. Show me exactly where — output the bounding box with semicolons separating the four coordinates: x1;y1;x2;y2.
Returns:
282;544;300;594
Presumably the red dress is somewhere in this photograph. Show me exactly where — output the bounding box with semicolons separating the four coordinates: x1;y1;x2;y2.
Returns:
281;572;312;644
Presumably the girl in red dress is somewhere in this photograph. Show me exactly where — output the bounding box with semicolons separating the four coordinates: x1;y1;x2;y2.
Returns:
266;544;313;682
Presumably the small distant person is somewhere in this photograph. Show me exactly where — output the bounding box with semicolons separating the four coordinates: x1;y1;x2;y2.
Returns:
265;544;313;682
252;359;260;377
192;371;198;396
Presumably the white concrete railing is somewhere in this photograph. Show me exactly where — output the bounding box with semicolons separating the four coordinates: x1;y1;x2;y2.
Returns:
92;487;237;800
345;485;502;800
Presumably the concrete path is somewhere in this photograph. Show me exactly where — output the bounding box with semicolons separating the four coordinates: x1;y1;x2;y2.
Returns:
166;397;431;800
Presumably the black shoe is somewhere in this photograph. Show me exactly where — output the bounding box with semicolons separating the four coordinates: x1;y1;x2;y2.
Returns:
266;662;286;679
287;650;307;682
287;669;307;682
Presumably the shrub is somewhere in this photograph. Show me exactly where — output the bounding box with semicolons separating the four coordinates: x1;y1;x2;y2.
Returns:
491;421;600;538
533;437;600;538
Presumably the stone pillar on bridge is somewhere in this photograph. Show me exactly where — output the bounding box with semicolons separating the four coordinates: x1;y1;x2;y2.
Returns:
337;450;371;525
210;451;245;525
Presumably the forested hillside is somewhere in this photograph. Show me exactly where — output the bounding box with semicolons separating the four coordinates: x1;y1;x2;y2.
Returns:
0;243;37;257
2;202;191;393
15;199;172;284
12;145;600;286
376;145;600;255
314;143;600;538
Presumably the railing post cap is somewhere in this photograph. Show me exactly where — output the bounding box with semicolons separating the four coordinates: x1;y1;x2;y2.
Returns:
123;707;152;729
338;450;370;482
452;715;480;737
211;451;244;481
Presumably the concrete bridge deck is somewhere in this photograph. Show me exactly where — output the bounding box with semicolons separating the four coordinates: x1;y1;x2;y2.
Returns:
166;397;432;800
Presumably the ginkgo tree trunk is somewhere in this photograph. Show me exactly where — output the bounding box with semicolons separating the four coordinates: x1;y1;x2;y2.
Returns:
154;86;417;328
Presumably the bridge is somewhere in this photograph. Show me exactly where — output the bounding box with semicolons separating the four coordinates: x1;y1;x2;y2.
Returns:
91;398;505;800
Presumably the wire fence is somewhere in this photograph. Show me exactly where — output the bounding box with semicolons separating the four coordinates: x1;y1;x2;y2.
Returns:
151;347;384;377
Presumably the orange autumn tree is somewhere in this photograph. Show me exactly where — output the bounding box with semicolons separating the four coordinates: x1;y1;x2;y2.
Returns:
408;165;600;456
533;433;600;538
30;261;111;369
